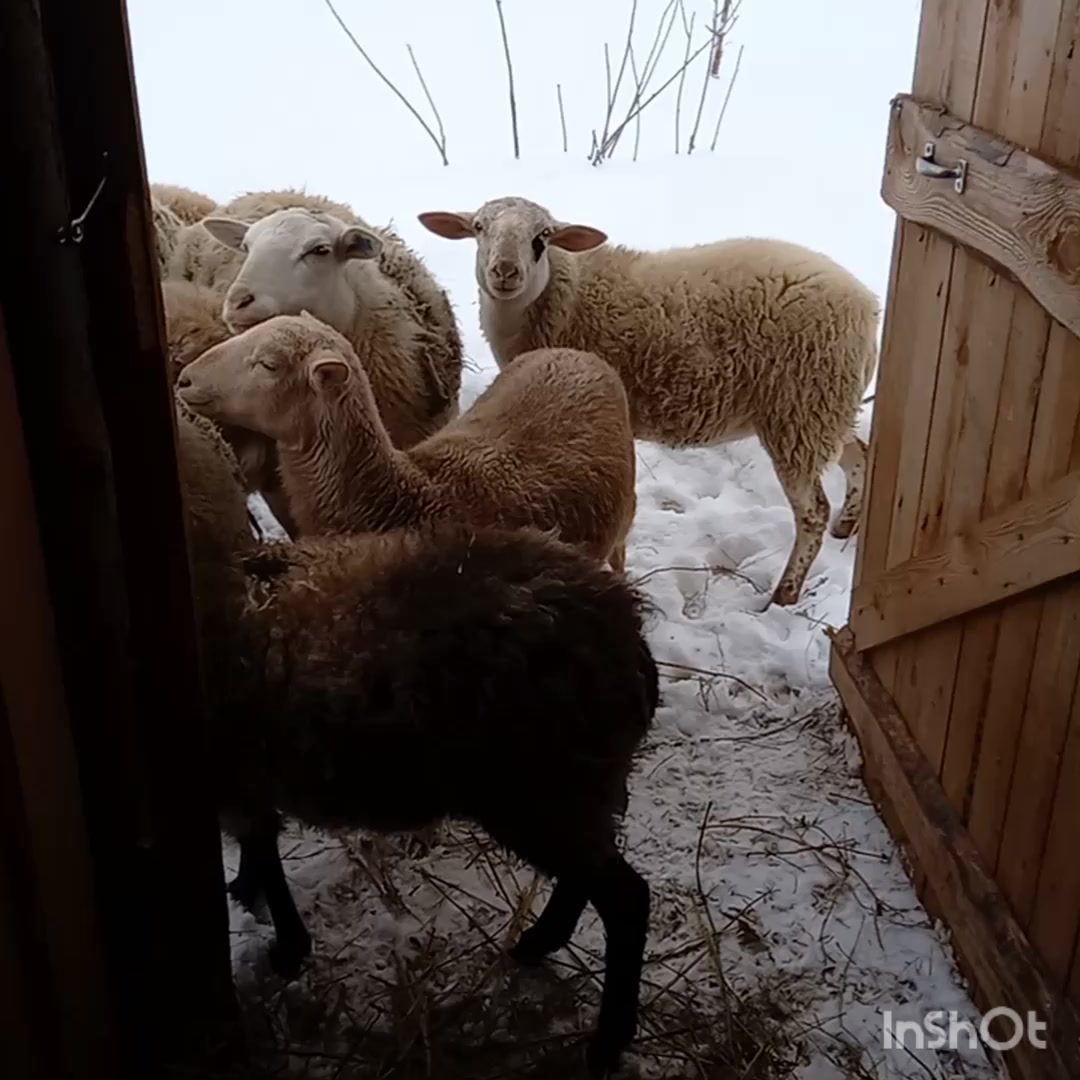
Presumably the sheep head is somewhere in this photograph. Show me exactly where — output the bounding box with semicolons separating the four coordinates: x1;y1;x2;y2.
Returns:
161;281;233;386
418;196;606;304
201;208;383;335
175;313;359;443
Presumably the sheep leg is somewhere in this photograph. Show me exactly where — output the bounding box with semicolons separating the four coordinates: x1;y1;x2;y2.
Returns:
832;436;867;539
510;880;589;964
584;853;650;1078
609;542;627;574
772;472;829;607
227;838;265;912
244;823;312;979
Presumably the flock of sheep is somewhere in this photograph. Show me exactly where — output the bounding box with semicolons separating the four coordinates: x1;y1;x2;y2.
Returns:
153;180;879;1076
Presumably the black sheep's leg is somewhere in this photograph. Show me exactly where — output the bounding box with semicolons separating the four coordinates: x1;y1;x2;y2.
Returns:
510;879;589;964
227;836;264;912
246;822;311;979
584;853;649;1079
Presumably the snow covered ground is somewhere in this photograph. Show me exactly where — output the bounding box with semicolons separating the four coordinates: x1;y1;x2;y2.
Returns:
129;1;1007;1076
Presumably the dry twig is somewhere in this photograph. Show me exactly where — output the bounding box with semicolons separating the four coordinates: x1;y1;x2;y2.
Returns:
493;0;521;159
322;0;449;165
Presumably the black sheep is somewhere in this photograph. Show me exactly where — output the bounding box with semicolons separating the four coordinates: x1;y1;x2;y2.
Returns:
207;524;659;1077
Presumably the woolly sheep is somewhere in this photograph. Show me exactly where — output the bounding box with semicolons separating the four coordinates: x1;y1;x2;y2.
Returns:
150;182;219;225
162;281;298;536
173;412;659;1075
164;188;357;291
197;204;463;440
418;196;880;606
176;313;637;571
151;197;185;277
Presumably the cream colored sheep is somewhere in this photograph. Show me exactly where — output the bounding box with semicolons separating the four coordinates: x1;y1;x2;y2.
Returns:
151;183;219;225
151;197;185;277
175;313;636;571
196;205;463;441
161;280;232;382
418;196;879;606
164;188;357;291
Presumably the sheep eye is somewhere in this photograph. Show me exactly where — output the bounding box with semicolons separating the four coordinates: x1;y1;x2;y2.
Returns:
531;234;547;261
305;244;331;258
473;220;483;233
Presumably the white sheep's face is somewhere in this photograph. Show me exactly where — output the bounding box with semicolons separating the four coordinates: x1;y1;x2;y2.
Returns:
417;197;607;304
174;313;356;443
201;209;382;334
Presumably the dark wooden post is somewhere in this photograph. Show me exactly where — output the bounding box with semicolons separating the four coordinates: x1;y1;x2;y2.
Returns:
0;1;238;1075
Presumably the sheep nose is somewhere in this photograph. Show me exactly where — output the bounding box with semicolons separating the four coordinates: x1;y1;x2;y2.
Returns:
491;259;522;284
231;288;255;311
176;370;192;389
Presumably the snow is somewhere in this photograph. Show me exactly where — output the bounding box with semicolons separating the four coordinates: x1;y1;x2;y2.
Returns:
129;1;1007;1075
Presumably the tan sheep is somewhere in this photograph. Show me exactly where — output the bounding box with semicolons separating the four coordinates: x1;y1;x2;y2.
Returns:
151;197;185;278
194;205;462;443
175;313;636;571
150;183;219;225
418;196;880;606
162;281;298;537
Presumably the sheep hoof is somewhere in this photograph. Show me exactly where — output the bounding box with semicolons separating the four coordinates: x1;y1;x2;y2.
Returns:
585;1030;628;1078
771;581;800;607
509;927;558;966
226;873;262;913
830;517;858;540
268;933;311;981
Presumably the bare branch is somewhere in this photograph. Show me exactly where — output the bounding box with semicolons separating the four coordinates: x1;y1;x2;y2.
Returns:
322;0;448;165
711;0;732;75
597;23;717;163
493;0;520;159
556;84;568;153
675;2;696;154
405;44;447;158
599;0;639;153
709;42;743;151
687;0;720;154
607;0;680;160
629;46;642;162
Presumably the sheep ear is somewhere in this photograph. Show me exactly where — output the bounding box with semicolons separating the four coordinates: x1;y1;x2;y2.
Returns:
308;354;350;388
337;226;382;261
202;216;249;251
417;211;475;239
548;223;607;252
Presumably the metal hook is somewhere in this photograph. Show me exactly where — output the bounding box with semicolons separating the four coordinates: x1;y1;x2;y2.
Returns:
58;152;109;245
916;141;966;194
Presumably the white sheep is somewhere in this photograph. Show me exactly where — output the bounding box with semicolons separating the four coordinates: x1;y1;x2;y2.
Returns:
163;188;357;291
195;204;463;441
418;196;879;606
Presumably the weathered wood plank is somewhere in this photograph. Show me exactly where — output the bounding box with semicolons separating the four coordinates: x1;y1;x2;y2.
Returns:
1030;692;1080;988
908;0;1063;802
0;310;119;1077
882;93;1080;339
997;580;1080;924
864;0;992;696
940;294;1049;817
829;628;1080;1080
851;466;1080;651
1071;938;1080;1007
968;295;1080;888
996;324;1080;924
964;0;1080;895
892;255;1015;771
